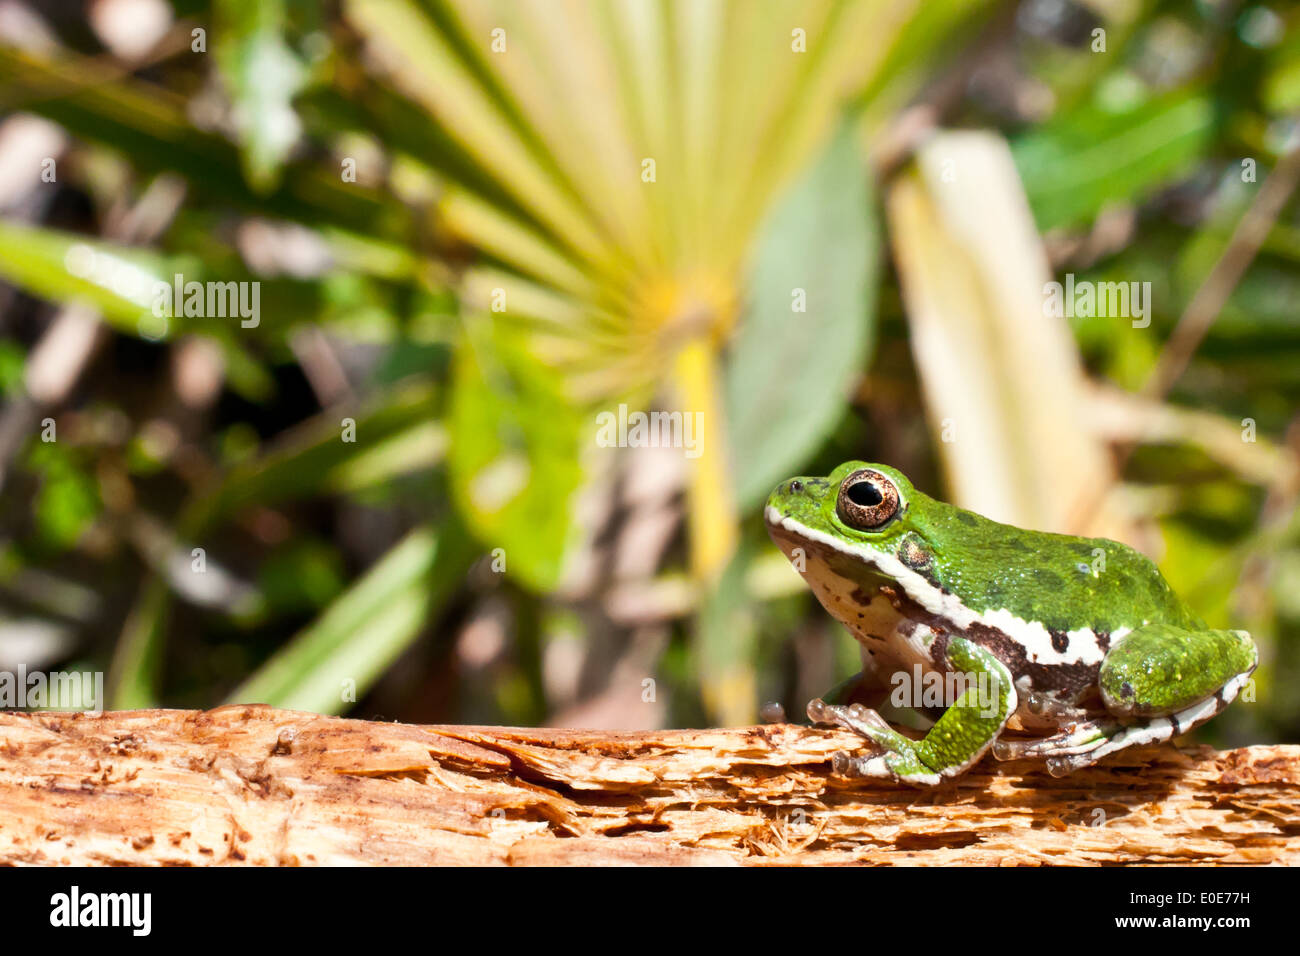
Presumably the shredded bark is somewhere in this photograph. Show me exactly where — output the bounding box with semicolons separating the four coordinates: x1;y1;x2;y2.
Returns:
1;705;1294;865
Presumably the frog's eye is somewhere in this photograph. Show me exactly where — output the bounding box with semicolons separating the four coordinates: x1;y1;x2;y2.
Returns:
837;469;900;530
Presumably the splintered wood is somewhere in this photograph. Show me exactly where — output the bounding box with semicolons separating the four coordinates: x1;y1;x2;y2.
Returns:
0;705;1294;865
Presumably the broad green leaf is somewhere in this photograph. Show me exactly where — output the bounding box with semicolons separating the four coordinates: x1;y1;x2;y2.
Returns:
227;523;473;714
724;117;878;510
214;0;307;192
447;325;586;592
1013;92;1214;231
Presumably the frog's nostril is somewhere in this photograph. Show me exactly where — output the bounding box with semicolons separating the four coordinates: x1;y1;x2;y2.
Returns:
790;480;804;493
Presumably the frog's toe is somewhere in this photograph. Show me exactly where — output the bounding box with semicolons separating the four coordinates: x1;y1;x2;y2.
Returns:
1045;667;1256;774
1046;755;1080;777
831;750;884;778
807;697;830;723
807;698;891;737
1025;690;1091;722
830;750;940;787
991;737;1031;761
993;733;1091;762
993;722;1113;761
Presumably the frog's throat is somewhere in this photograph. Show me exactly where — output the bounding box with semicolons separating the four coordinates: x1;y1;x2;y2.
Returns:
765;506;1123;668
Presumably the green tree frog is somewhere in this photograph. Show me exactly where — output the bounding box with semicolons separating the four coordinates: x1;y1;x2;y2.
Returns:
766;462;1257;787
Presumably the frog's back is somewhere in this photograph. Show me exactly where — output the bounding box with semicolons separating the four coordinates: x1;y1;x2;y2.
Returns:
912;498;1199;637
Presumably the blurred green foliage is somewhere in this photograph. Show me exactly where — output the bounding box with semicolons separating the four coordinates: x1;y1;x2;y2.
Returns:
0;0;1295;752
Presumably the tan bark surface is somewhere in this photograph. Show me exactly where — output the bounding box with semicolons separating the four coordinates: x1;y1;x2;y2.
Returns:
1;705;1294;865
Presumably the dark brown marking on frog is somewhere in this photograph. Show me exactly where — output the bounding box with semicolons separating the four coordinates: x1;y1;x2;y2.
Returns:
897;533;942;588
874;586;1101;703
879;584;908;615
849;587;874;608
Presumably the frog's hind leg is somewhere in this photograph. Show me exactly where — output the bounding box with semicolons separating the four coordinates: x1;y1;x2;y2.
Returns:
809;637;1016;787
991;720;1119;761
1041;676;1253;775
1015;625;1257;776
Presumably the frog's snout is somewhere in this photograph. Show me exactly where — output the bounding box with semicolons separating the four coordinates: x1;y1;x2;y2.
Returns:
766;479;806;518
765;477;831;535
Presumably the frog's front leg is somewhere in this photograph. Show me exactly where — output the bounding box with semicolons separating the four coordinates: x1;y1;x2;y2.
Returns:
1016;625;1257;776
809;637;1016;787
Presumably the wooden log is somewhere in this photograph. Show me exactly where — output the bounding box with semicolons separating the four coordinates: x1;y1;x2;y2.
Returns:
1;705;1294;865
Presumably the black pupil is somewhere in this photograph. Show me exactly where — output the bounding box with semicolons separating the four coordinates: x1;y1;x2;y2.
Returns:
847;481;883;507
